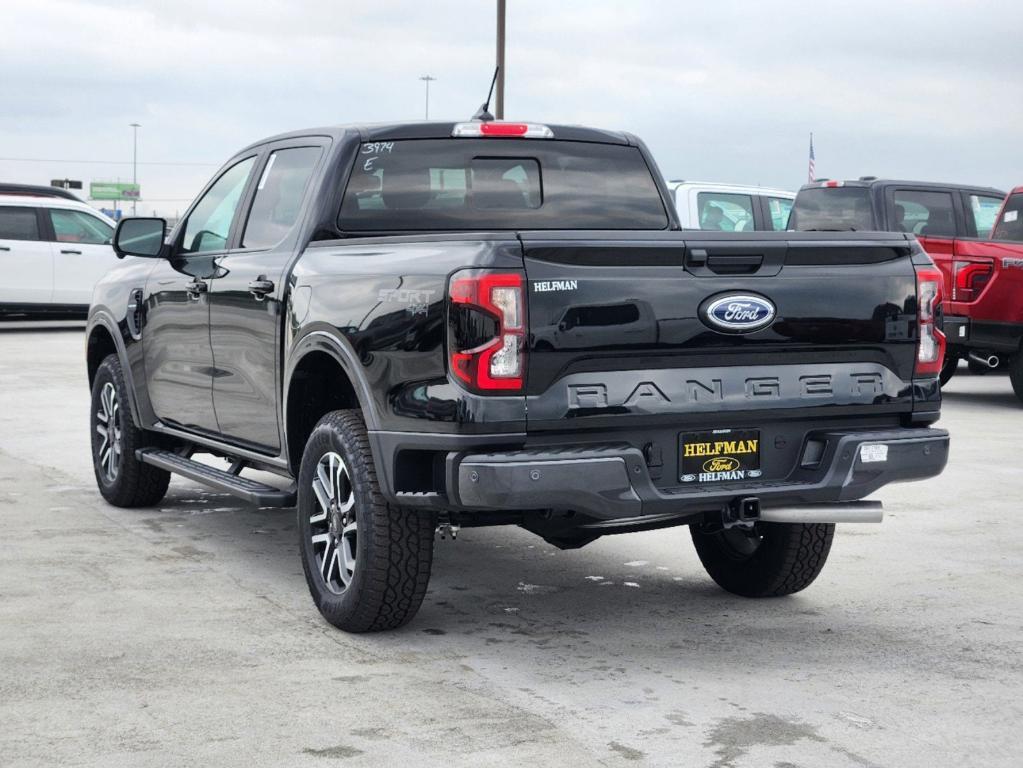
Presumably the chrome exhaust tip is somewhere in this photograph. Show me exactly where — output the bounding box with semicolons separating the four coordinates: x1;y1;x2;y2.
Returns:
759;501;883;524
968;352;1000;369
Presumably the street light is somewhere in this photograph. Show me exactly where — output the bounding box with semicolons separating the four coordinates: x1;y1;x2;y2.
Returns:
419;75;436;120
129;122;140;216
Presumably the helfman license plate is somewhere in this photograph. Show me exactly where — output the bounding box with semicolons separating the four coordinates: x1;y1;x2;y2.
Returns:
679;429;761;483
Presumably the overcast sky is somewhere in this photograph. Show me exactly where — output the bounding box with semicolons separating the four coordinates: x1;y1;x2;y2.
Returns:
2;0;1021;216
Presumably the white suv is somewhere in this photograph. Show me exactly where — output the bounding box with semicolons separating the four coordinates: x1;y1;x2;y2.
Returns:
667;181;795;232
0;193;120;316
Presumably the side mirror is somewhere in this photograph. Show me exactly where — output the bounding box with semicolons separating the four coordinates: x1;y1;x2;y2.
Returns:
113;217;167;259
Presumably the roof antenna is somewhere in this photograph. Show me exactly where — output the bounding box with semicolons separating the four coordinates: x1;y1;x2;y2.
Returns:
472;66;499;122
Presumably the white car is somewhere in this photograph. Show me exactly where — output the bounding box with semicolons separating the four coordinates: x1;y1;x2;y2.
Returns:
666;181;795;232
0;193;120;316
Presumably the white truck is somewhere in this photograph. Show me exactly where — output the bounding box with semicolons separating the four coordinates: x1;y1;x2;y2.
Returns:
667;180;795;232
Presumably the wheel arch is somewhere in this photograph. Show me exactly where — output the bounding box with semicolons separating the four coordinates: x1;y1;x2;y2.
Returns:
284;330;381;476
86;323;118;387
86;313;144;427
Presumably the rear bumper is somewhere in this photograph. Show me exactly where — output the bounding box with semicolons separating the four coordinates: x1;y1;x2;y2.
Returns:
945;315;1023;355
449;427;948;521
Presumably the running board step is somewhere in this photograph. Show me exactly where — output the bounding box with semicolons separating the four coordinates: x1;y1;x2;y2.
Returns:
136;449;296;507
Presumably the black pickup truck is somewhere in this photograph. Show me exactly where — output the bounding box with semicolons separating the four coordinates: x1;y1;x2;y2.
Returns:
86;120;949;632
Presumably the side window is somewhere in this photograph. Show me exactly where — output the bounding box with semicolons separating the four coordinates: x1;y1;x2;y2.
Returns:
49;209;114;244
892;190;956;237
697;192;754;232
968;194;1004;238
0;207;40;241
181;156;256;254
242;146;322;250
992;193;1023;242
764;196;793;231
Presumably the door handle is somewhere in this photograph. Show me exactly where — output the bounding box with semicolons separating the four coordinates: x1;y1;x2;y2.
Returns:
186;278;208;299
248;278;274;299
61;249;82;255
0;245;10;251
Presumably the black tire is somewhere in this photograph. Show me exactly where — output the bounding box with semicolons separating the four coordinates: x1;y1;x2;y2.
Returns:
90;354;170;507
1010;354;1023;404
939;354;959;387
297;410;435;633
690;521;835;597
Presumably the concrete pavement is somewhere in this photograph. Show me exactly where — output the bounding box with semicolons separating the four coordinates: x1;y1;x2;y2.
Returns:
1;327;1020;767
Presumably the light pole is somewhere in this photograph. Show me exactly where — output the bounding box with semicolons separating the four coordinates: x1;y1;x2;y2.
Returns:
496;0;505;119
129;122;140;215
419;75;436;120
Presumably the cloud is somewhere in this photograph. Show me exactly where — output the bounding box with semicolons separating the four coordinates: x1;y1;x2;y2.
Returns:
1;0;1020;214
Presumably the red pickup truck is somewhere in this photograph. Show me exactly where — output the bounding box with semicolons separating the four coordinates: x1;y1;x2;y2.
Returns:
790;179;1023;401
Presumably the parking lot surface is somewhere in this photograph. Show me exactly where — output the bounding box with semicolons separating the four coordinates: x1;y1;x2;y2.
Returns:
1;326;1020;767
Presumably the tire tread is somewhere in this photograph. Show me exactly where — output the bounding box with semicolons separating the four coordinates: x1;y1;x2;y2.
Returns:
92;354;170;508
299;410;434;633
691;521;835;598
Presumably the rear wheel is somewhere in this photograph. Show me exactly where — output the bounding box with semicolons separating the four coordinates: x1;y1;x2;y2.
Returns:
690;521;835;597
1009;354;1023;404
939;354;959;387
90;354;170;507
297;410;435;632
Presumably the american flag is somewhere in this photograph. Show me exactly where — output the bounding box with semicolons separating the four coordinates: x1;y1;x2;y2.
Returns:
808;133;816;182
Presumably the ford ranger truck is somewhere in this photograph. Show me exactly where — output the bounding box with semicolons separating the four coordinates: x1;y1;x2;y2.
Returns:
789;177;1008;385
86;121;950;633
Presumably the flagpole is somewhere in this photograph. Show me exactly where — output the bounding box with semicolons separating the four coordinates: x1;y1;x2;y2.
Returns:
808;132;816;183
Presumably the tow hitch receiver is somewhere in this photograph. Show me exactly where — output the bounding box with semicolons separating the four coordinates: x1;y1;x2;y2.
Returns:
723;497;761;528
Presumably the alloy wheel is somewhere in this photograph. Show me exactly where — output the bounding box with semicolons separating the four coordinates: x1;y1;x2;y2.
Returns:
309;451;357;594
95;382;122;483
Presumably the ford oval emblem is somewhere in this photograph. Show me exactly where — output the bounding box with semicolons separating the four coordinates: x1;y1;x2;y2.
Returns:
702;293;776;333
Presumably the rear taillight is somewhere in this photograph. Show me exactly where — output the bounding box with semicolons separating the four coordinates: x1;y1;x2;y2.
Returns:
448;270;526;392
915;265;946;377
952;259;993;302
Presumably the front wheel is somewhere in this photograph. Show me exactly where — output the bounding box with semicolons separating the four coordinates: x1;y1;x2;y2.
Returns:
690;521;835;597
297;410;435;632
90;354;170;507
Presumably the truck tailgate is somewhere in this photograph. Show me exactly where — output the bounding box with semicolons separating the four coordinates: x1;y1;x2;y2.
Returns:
521;231;920;431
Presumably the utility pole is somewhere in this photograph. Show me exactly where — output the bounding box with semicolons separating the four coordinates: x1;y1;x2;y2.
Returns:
419;75;436;120
495;0;506;119
129;122;140;215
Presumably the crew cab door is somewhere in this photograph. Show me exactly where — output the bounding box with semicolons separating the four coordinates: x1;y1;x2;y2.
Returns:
143;155;256;434
208;142;326;452
886;187;959;297
45;208;117;304
0;206;52;306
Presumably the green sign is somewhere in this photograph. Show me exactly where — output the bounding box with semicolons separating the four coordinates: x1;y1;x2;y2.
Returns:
90;182;141;201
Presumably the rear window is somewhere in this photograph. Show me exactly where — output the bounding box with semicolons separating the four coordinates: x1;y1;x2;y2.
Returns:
968;193;1004;238
0;207;40;241
892;189;956;237
993;193;1023;241
339;139;668;231
696;192;754;232
789;187;874;231
765;196;793;231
